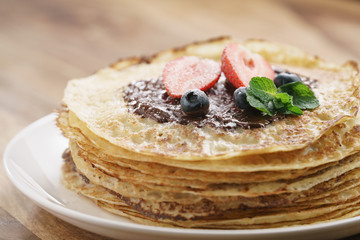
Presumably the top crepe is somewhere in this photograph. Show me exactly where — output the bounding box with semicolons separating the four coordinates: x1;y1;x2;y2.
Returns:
62;37;360;160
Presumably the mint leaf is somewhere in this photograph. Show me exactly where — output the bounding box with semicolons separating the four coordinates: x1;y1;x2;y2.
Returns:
248;77;277;102
278;82;319;109
247;89;275;116
274;93;303;115
246;77;278;116
286;105;303;115
273;92;292;109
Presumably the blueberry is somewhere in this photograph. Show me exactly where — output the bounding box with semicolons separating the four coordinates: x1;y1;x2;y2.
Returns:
234;87;251;109
274;73;302;88
180;89;209;117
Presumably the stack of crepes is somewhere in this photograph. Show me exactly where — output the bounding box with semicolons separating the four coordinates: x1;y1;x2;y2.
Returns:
57;37;360;229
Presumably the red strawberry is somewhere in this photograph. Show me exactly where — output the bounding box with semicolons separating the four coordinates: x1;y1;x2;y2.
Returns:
221;43;275;88
162;56;221;98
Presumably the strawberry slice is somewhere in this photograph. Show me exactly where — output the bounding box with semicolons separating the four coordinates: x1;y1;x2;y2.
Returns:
221;43;275;88
162;56;221;98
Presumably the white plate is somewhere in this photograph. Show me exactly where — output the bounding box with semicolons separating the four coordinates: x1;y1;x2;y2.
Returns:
3;113;360;240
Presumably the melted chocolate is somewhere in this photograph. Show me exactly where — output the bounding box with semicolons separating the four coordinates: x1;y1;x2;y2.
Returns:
123;68;316;130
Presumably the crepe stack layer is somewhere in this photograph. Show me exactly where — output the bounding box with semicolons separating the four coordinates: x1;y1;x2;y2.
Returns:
57;37;360;229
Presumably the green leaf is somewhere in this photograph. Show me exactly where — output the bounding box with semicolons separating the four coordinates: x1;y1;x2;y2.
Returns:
274;93;303;115
246;90;274;116
278;82;319;109
286;105;303;115
248;77;277;102
273;92;292;109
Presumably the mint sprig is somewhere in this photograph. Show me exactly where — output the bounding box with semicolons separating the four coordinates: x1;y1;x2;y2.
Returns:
246;77;319;116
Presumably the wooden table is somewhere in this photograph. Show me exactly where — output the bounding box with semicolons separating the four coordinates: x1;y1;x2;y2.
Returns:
1;0;359;239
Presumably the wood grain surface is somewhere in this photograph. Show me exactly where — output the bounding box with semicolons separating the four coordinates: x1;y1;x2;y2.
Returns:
1;0;359;239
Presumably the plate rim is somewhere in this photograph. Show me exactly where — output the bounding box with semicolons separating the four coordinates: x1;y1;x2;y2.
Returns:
4;113;360;237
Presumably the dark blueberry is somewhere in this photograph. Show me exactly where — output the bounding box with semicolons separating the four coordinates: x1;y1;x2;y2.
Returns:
180;89;209;117
274;72;302;88
234;87;251;109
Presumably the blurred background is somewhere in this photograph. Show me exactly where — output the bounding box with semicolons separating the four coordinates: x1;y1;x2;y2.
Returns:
0;0;360;239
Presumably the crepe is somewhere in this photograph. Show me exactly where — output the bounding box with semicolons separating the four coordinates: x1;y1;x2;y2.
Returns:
62;37;360;160
57;37;360;229
59;110;360;173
